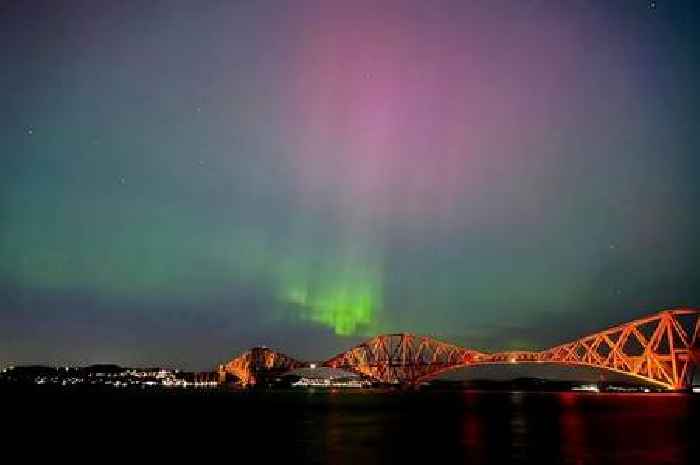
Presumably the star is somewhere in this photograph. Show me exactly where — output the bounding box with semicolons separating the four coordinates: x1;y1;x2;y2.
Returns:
27;128;33;135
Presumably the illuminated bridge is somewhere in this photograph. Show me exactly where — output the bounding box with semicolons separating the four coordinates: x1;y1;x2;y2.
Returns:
218;308;700;391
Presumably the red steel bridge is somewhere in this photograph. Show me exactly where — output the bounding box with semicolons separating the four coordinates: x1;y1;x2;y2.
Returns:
218;308;700;391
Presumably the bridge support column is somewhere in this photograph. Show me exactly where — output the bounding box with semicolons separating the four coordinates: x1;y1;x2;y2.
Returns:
691;347;700;386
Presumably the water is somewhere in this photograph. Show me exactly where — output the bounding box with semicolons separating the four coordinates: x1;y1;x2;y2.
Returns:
5;388;697;464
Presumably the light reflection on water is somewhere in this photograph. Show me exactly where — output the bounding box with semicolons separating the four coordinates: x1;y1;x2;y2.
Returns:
293;390;696;465
5;388;698;464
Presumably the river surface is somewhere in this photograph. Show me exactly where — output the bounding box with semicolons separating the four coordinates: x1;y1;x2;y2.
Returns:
5;388;698;464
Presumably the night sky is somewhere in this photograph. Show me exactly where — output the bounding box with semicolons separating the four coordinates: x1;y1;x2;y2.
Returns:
2;1;700;370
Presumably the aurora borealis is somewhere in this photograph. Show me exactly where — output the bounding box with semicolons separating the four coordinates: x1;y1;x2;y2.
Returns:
2;1;700;369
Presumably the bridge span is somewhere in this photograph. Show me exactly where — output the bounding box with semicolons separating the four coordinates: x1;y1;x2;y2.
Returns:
218;308;700;390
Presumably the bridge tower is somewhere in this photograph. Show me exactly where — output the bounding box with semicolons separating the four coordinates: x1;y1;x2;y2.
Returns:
218;347;305;387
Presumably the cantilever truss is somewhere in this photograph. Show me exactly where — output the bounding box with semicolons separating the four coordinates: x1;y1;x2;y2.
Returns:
323;333;484;384
218;308;700;390
217;347;304;386
478;309;700;390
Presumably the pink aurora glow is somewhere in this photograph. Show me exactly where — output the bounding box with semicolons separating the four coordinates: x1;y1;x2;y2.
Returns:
283;3;580;228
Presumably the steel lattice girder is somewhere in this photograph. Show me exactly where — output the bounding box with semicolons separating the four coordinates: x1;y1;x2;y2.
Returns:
218;347;304;386
219;308;700;390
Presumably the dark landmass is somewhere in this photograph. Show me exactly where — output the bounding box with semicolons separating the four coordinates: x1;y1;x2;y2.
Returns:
0;364;217;388
2;364;683;393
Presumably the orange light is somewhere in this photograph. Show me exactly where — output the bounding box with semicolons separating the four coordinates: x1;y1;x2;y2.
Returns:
218;308;700;390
